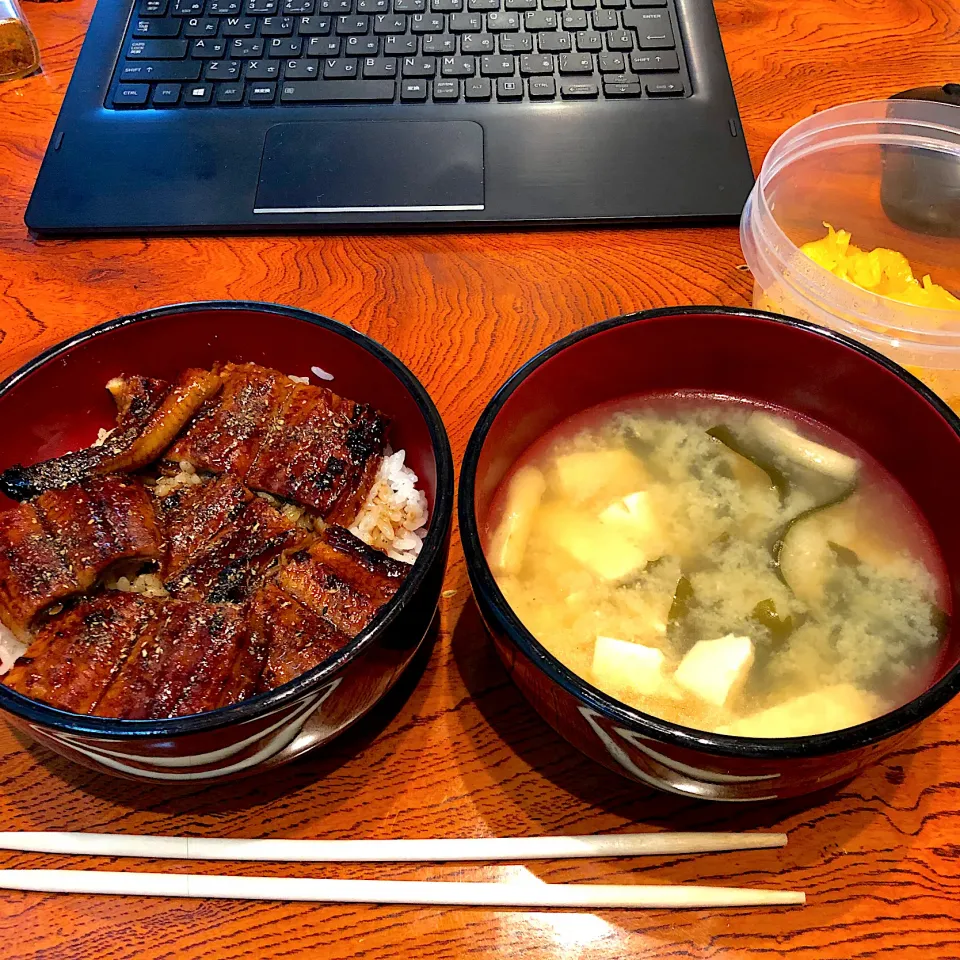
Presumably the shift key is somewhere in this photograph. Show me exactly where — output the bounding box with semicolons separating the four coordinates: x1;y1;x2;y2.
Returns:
126;39;189;59
280;79;395;100
120;61;202;81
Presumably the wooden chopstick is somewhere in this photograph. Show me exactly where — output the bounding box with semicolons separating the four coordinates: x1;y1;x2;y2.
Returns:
0;831;788;862
0;870;805;908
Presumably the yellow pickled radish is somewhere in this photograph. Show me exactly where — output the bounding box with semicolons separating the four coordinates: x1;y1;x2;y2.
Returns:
801;223;960;312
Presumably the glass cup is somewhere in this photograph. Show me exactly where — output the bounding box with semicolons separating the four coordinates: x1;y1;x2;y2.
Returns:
0;0;40;82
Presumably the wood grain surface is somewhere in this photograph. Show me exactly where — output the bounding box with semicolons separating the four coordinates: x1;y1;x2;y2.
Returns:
1;0;960;956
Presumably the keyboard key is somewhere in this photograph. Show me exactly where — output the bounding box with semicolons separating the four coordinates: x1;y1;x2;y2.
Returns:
152;81;182;103
431;0;462;9
307;35;341;52
120;60;201;80
191;38;227;56
173;0;204;13
504;0;535;8
646;78;682;94
498;32;531;51
422;33;456;52
411;12;444;30
464;75;490;97
480;53;513;74
599;69;634;83
319;0;350;8
441;54;474;74
630;0;665;4
622;9;673;46
559;79;596;96
496;76;521;98
245;0;278;11
373;13;407;31
629;48;676;71
384;34;417;52
247;80;278;100
112;84;150;106
209;0;242;12
336;14;369;31
542;0;566;8
260;15;295;33
605;29;633;49
402;55;436;75
469;0;499;8
127;38;189;58
184;15;218;34
283;56;320;76
281;77;397;98
559;51;590;71
519;53;551;74
575;28;600;48
528;75;554;96
205;58;241;77
597;51;622;70
433;78;459;98
345;35;380;52
600;0;625;6
297;14;332;31
363;55;397;76
449;11;481;30
358;0;389;9
561;9;586;28
230;37;265;54
283;0;315;10
324;55;358;75
139;0;169;15
571;0;594;6
523;9;554;28
394;0;425;9
604;80;640;95
244;57;280;76
487;10;519;29
461;33;494;51
268;37;303;54
183;81;214;101
591;8;615;26
216;80;245;100
133;17;182;36
400;77;428;98
222;16;257;33
537;31;570;50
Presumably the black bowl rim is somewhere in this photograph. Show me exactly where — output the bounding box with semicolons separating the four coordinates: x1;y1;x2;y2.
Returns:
0;299;454;739
459;304;960;761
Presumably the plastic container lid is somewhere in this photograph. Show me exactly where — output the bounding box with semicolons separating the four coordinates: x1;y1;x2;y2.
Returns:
740;99;960;369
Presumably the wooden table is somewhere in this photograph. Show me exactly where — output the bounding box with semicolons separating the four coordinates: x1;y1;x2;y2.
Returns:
1;1;959;956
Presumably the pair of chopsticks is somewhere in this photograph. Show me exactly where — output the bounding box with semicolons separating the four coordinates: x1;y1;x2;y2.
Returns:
0;831;804;909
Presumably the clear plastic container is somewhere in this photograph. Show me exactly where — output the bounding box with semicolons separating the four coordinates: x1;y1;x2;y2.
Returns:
740;99;960;407
0;0;40;82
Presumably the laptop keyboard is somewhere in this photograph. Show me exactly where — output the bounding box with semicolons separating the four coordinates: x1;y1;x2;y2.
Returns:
109;0;689;107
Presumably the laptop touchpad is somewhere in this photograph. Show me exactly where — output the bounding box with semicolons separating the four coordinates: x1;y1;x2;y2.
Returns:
254;120;484;214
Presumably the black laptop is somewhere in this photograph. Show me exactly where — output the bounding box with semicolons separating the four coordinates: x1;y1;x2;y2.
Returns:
25;0;754;233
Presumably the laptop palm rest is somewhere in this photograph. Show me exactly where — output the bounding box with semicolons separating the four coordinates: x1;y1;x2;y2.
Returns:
254;120;484;214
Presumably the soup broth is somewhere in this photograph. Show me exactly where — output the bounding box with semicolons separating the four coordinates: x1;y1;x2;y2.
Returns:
485;394;949;738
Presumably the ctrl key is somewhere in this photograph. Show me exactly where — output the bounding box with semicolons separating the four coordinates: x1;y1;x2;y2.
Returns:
112;84;150;107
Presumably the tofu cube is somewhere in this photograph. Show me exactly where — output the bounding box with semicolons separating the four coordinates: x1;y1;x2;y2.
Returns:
550;511;648;581
487;466;546;575
550;449;647;504
599;491;660;545
593;635;667;698
674;634;754;709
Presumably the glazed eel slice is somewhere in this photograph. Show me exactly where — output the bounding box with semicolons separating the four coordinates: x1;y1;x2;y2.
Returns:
0;368;222;501
0;477;163;639
167;363;388;524
277;525;408;639
3;594;157;714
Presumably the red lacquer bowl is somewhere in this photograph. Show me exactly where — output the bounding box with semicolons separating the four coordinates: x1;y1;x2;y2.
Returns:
459;306;960;801
0;302;453;783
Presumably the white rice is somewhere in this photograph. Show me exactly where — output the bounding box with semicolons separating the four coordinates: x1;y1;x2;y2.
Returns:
311;365;335;382
153;460;204;498
106;572;169;598
0;623;27;676
288;375;311;385
350;449;429;564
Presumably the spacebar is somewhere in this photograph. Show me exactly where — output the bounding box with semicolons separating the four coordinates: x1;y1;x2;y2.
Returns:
280;81;396;103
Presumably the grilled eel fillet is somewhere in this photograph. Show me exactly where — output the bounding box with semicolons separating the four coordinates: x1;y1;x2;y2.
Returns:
167;363;388;524
0;476;163;639
0;369;222;501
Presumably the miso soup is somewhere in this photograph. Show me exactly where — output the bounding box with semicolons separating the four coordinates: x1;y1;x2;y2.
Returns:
485;394;948;738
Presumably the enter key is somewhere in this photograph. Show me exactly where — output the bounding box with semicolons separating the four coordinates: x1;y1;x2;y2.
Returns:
622;10;675;49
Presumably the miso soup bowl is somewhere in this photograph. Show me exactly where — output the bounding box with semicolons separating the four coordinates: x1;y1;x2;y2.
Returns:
459;305;960;802
0;301;453;783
